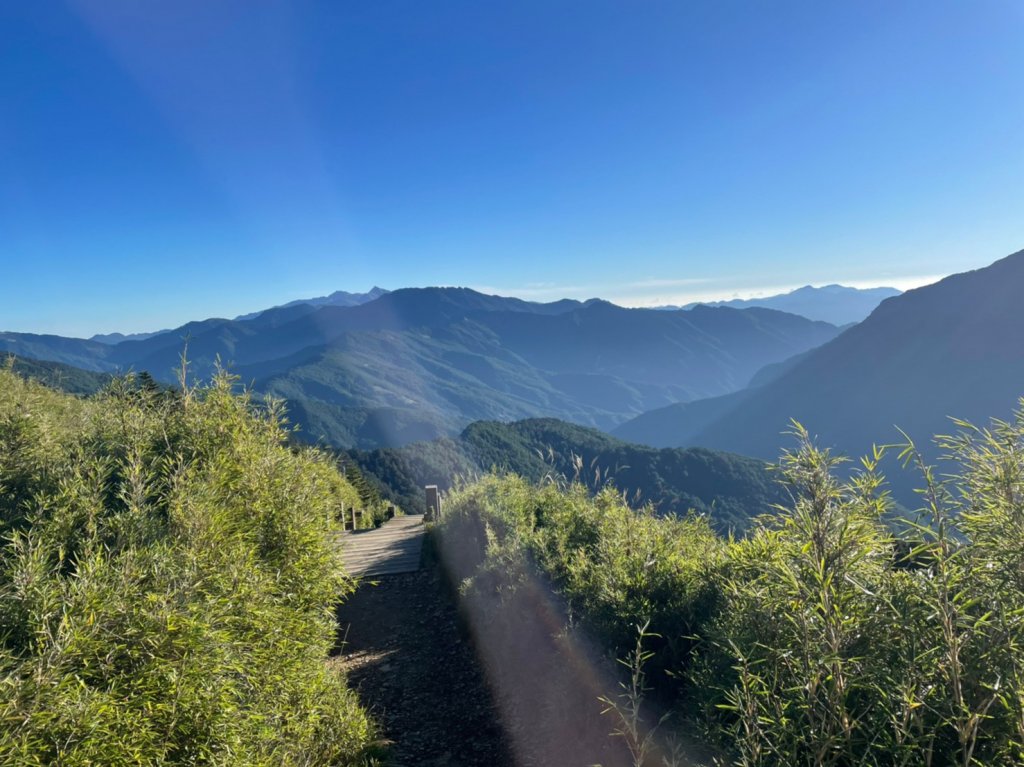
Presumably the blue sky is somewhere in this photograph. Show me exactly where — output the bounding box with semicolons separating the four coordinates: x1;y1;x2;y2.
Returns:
2;1;1022;336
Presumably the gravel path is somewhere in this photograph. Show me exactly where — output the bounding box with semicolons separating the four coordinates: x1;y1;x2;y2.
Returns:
334;570;515;767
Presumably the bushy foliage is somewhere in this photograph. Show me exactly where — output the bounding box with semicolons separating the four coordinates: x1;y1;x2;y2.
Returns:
333;457;394;528
441;406;1024;766
439;474;726;697
0;369;379;766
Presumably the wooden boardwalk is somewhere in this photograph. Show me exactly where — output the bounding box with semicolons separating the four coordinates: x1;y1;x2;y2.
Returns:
339;514;425;577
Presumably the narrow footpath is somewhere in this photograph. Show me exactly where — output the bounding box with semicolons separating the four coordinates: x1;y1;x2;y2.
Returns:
334;519;514;767
333;514;715;767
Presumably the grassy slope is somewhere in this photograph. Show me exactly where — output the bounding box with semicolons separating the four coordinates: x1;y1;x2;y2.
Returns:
440;405;1024;766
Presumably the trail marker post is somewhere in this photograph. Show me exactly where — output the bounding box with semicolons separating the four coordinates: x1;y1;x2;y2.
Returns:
425;485;441;522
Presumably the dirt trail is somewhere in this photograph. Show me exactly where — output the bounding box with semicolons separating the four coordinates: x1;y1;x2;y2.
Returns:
334;570;515;767
334;534;714;767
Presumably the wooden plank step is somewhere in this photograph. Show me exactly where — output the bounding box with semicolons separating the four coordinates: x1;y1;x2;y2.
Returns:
338;514;426;577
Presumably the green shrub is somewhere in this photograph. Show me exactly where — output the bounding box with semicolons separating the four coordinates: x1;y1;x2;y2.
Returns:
700;419;1024;766
441;405;1024;766
0;369;379;766
440;474;726;701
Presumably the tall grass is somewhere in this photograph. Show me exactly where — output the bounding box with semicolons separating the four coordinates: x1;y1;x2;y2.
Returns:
0;368;380;766
439;405;1024;766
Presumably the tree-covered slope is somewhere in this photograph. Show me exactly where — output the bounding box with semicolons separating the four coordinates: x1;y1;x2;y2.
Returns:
610;348;815;447
439;402;1024;766
349;418;786;532
612;388;755;448
3;354;113;395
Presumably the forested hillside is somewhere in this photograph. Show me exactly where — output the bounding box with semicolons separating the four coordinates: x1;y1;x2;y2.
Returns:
0;369;380;765
349;418;786;532
3;354;112;395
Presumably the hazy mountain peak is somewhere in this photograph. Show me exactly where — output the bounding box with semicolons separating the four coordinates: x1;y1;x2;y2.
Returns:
90;330;170;345
617;247;1024;503
667;283;902;325
234;287;391;321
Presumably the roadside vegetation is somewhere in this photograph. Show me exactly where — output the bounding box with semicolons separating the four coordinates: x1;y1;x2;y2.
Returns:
439;408;1024;766
0;366;381;766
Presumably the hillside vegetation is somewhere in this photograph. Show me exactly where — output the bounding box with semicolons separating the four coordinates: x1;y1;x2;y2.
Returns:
0;369;380;765
349;418;787;532
439;406;1024;766
3;354;112;395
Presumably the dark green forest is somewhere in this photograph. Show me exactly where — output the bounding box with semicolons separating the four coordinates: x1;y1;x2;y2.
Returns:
348;418;788;532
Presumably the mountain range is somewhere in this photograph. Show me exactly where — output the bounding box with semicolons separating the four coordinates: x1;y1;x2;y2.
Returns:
90;330;170;345
233;286;390;321
658;283;902;325
87;287;391;344
13;251;1016;493
0;288;839;448
617;248;1024;499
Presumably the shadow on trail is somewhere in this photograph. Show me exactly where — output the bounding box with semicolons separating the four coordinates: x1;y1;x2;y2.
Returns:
334;570;514;767
335;526;716;766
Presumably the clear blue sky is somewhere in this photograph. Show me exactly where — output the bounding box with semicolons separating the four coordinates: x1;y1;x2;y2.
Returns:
2;1;1023;336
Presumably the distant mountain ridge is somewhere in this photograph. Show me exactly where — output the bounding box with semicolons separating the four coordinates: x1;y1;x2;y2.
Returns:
90;330;170;345
86;288;391;343
618;248;1024;500
0;287;840;449
657;284;903;325
234;286;390;321
2;354;112;395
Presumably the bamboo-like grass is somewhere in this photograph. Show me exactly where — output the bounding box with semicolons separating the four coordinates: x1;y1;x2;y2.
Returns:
441;405;1024;766
0;366;383;766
